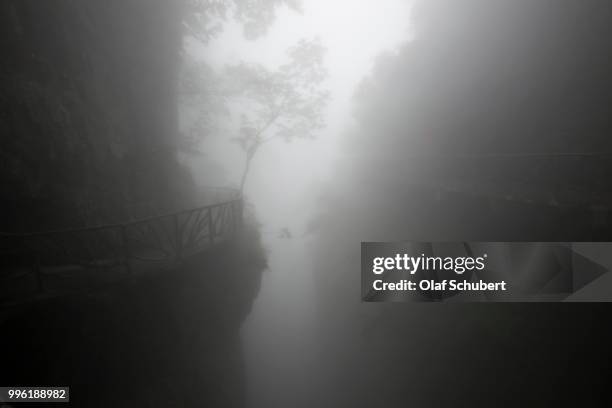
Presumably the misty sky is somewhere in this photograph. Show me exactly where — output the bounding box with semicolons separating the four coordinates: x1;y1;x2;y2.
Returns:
186;0;413;233
181;4;414;406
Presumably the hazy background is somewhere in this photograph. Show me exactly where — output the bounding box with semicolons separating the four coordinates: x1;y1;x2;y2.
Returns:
3;1;612;406
182;1;612;406
181;4;412;406
185;0;412;230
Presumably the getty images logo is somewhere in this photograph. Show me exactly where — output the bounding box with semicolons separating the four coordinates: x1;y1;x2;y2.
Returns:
372;253;488;275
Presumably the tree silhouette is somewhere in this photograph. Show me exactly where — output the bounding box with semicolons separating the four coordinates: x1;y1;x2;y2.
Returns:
224;38;329;192
178;54;229;156
179;1;326;192
183;0;302;42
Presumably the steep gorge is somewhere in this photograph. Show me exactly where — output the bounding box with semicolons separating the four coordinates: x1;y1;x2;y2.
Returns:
0;2;265;406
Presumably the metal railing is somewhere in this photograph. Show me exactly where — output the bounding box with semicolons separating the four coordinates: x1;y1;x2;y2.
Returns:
366;152;612;207
0;192;243;304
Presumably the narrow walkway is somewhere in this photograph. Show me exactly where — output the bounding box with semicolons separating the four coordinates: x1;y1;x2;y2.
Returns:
0;191;242;307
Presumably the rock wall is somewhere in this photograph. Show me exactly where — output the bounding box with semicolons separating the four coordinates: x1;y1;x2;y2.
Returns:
0;0;190;231
0;225;266;407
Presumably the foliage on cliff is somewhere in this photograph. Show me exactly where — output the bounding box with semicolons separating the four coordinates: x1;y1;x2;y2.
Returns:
0;0;190;231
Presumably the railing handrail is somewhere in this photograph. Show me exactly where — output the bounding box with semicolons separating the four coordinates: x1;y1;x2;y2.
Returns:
436;152;612;158
0;189;244;306
0;194;242;239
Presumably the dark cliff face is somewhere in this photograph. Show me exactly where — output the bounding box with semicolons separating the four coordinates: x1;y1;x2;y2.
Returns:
0;2;267;407
0;0;190;231
0;224;266;407
309;2;612;406
344;0;612;242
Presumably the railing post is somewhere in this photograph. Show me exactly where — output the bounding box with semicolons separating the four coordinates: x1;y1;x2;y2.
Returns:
208;208;215;245
174;213;183;262
236;199;243;234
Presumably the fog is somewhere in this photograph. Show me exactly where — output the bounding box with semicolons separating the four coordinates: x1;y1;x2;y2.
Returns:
185;0;411;229
2;1;612;406
178;1;612;406
182;2;412;406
